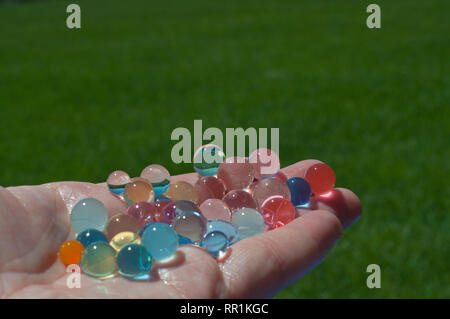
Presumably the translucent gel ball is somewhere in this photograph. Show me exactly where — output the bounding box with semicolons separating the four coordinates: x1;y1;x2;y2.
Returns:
76;229;109;248
273;171;288;183
116;243;152;278
59;240;84;266
231;208;265;240
252;177;291;208
159;203;177;225
165;181;198;204
194;176;226;205
141;222;179;261
200;199;231;222
217;160;254;191
172;211;207;244
304;163;336;195
70;198;108;234
249;148;280;180
81;242;118;279
126;202;159;227
110;231;140;252
206;219;238;244
222;190;258;214
104;214;141;241
140;164;171;195
202;231;229;257
286;177;312;206
106;170;131;195
260;196;296;229
124;180;155;206
193;144;226;176
173;200;202;217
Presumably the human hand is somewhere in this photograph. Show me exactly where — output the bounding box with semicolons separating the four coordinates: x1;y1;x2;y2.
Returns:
0;159;361;298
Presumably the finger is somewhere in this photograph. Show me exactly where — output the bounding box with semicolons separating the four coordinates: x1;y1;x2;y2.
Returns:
220;209;343;298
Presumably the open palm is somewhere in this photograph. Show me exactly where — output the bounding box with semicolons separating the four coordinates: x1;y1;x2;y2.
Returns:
0;160;361;298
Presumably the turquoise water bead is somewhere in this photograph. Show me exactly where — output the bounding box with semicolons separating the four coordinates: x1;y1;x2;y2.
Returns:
81;242;117;279
202;231;229;257
206;219;238;244
141;222;179;261
116;243;152;278
76;229;109;248
231;208;265;240
193;144;226;176
70;198;108;233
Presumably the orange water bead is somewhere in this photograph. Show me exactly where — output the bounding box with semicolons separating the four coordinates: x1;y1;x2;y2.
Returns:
124;180;155;206
59;240;84;266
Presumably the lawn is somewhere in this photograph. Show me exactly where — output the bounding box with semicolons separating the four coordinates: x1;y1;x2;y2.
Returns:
0;0;449;298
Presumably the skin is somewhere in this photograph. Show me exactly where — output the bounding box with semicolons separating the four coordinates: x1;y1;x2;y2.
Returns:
0;159;361;298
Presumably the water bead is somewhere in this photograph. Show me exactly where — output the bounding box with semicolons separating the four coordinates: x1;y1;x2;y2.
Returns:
70;198;108;233
107;170;131;195
173;200;202;216
105;214;141;241
116;243;152;278
304;163;336;195
164;181;198;204
76;229;109;248
124;180;155;206
178;234;194;245
141;222;179;261
110;231;140;251
249;148;280;180
202;231;229;257
222;190;258;214
81;242;118;279
159;203;177;225
193;144;226;176
126;202;159;227
206;219;238;244
59;240;84;266
252;178;291;208
260;196;296;229
286;177;312;206
217;160;254;191
273;171;288;183
172;211;207;244
231;208;265;240
140;164;171;195
154;195;170;202
194;176;226;205
199;199;231;222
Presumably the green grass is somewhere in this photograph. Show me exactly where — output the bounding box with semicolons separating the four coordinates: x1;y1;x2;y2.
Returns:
1;0;449;298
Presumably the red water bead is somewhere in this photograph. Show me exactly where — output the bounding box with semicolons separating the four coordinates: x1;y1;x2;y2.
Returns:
126;201;159;227
252;178;291;208
249;148;281;180
217;161;254;192
260;196;296;229
304;163;336;195
194;176;226;205
222;190;258;214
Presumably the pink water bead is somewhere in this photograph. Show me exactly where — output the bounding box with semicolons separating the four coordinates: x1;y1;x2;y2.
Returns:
252;178;291;208
199;199;232;222
217;159;254;191
153;199;173;215
249;148;281;180
194;176;226;205
126;202;159;227
260;196;296;229
222;190;258;214
159;203;176;225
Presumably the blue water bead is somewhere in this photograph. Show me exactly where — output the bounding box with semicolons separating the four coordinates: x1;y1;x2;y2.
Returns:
202;231;229;257
141;222;179;261
206;219;238;244
76;229;109;248
70;198;108;233
286;177;312;206
116;243;152;278
193;144;226;176
153;195;171;202
231;208;265;240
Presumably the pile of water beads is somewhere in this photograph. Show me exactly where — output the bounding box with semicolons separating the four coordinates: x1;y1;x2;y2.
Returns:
59;145;336;280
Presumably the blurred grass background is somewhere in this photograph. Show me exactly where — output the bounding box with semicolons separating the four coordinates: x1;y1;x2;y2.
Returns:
0;0;449;298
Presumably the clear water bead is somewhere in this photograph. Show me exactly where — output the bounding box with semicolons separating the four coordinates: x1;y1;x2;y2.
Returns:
199;199;231;222
172;211;207;244
252;177;291;207
222;190;258;214
231;208;265;240
70;198;108;234
106;170;131;195
140;164;171;195
193;144;226;176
